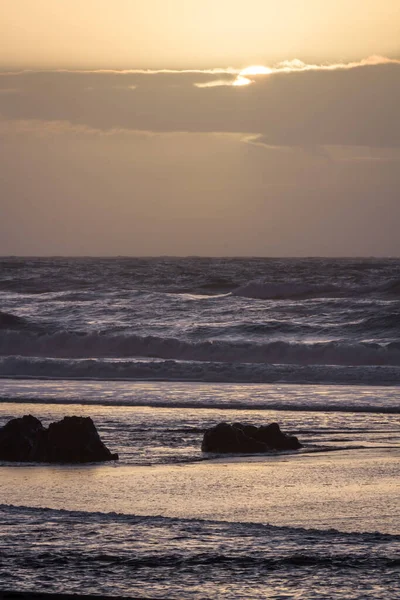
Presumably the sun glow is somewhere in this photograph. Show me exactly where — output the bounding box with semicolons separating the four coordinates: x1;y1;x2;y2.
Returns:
240;65;273;76
231;65;272;86
232;75;252;86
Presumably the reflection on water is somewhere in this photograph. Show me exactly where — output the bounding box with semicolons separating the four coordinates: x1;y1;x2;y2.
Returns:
1;448;399;534
0;379;399;598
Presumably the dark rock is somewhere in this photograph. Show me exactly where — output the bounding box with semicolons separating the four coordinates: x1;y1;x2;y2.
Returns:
255;423;302;450
0;415;119;463
202;422;302;453
201;422;268;454
0;415;44;461
45;416;118;463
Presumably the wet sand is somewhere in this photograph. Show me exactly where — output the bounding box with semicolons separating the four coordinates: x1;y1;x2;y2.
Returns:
1;447;398;534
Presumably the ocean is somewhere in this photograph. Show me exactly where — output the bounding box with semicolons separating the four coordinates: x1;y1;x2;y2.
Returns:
0;257;399;599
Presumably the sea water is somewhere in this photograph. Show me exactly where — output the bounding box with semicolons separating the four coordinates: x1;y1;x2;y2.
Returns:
0;258;399;598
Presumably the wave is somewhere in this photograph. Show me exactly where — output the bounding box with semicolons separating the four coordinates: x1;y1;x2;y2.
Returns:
231;278;400;300
379;278;400;295
1;503;398;541
352;312;400;334
232;281;337;299
0;311;28;330
1;502;397;599
172;277;238;295
3;548;398;571
188;320;330;336
1;359;400;405
1;393;398;413
2;330;400;366
191;314;400;337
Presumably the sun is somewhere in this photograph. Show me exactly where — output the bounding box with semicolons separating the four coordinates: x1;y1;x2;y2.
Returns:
240;65;273;76
232;65;272;86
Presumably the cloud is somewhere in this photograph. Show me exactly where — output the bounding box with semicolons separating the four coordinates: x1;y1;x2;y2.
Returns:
201;55;400;87
0;117;102;137
259;54;400;73
1;55;397;78
0;57;399;147
0;116;171;138
194;79;237;88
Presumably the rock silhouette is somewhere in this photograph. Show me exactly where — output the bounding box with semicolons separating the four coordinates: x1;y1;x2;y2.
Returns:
202;422;302;453
0;415;119;463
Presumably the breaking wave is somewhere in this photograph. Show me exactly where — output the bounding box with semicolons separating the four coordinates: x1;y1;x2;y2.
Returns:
0;504;398;599
2;330;400;366
0;311;28;330
1;503;399;540
232;281;336;299
231;278;400;300
1;356;400;389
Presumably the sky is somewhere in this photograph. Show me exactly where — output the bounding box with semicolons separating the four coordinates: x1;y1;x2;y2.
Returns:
1;0;400;256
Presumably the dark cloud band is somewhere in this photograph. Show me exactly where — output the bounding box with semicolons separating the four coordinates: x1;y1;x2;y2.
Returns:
0;57;399;147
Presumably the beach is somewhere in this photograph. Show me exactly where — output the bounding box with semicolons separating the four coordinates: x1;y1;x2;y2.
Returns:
1;444;399;533
0;257;399;598
0;379;399;599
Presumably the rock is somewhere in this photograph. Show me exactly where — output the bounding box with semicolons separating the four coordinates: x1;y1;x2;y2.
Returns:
45;416;119;463
254;423;302;450
201;422;268;454
0;415;44;461
202;422;302;453
0;415;119;463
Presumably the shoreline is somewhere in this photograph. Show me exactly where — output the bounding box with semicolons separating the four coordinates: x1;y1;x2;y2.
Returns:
1;379;399;414
1;373;400;387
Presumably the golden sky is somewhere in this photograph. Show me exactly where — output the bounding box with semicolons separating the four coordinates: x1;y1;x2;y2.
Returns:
1;1;400;255
1;0;400;69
